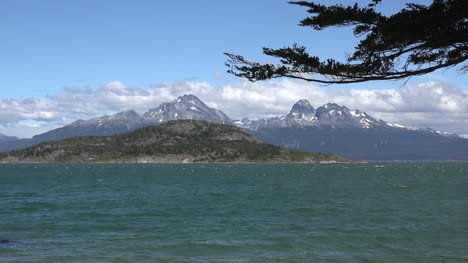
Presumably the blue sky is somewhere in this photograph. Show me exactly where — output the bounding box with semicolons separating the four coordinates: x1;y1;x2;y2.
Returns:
2;0;449;97
1;0;467;138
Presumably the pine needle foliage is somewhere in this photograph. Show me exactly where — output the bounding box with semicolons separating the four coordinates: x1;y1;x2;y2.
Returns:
225;0;467;84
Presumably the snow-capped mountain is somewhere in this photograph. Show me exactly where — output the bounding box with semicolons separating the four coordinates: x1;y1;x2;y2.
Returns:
236;100;387;130
237;100;466;161
31;94;234;143
237;99;455;137
287;99;316;122
143;94;233;125
0;133;19;142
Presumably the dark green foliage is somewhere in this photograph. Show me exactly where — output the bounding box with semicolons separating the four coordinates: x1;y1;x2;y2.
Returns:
225;0;467;84
0;120;350;163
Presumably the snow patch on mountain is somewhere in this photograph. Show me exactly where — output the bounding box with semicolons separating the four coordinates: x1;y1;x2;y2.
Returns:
386;122;417;130
143;94;233;125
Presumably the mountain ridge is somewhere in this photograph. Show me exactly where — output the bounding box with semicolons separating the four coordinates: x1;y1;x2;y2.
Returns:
0;133;19;142
237;99;455;136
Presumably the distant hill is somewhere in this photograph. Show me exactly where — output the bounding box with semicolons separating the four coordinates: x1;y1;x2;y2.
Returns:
32;110;149;142
0;120;350;163
0;133;19;142
252;126;468;161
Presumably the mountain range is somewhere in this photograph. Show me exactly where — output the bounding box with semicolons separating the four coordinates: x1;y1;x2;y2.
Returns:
1;94;467;161
33;94;233;142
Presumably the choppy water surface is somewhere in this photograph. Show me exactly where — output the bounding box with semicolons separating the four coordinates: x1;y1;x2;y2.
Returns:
1;163;467;262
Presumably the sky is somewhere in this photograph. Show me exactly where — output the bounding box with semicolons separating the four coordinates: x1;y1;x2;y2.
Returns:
1;0;467;138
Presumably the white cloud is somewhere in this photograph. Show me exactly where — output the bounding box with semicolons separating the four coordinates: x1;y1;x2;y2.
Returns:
1;79;467;138
0;98;62;123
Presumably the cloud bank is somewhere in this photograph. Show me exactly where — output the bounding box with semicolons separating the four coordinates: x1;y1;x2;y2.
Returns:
1;79;467;138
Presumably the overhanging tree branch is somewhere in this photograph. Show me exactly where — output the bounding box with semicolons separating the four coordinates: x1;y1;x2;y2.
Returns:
225;0;468;84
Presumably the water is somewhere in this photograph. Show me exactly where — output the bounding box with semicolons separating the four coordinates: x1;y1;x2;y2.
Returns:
0;163;467;263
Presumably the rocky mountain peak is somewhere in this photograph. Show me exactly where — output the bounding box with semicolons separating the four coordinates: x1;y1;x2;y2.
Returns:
316;103;346;113
176;94;202;104
143;94;233;125
323;102;341;108
286;99;316;123
315;103;353;119
114;110;141;119
240;101;388;130
289;99;315;115
293;99;313;108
